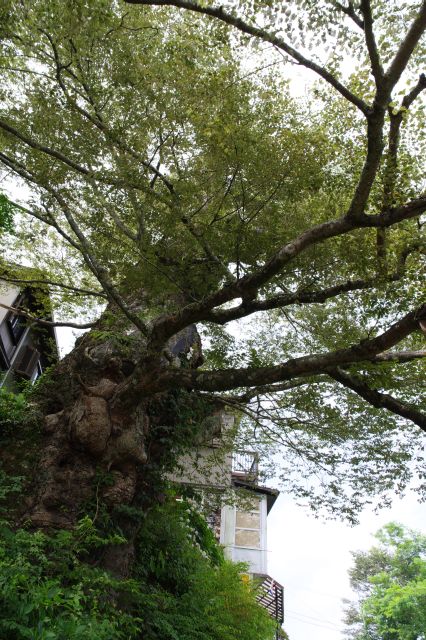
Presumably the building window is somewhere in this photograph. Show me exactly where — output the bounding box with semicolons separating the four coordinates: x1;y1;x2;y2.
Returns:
7;313;26;345
234;499;262;549
13;345;40;379
31;360;43;382
0;334;9;370
0;347;8;371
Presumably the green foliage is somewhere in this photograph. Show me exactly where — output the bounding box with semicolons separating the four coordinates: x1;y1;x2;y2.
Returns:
146;390;215;478
0;465;141;639
0;461;273;640
135;498;225;586
0;389;28;439
185;499;225;567
0;524;141;640
132;499;276;640
0;0;353;300
73;515;127;554
344;522;426;640
0;193;15;233
0;469;23;526
0;0;425;519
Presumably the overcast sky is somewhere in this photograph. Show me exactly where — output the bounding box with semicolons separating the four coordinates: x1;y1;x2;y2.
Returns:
267;490;426;639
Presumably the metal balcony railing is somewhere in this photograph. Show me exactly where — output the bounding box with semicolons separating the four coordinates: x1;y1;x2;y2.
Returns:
231;451;259;482
255;574;284;625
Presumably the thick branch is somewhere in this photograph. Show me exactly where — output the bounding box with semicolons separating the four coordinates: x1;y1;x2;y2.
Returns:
125;0;370;115
328;366;426;432
149;197;426;346
370;350;426;364
208;239;424;325
155;304;426;394
206;351;426;407
345;2;426;221
206;278;375;324
363;195;426;226
346;108;387;221
148;216;354;346
401;72;426;108
384;0;426;88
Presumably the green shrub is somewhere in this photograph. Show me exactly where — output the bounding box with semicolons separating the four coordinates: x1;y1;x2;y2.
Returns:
0;491;275;640
0;389;28;440
0;524;142;640
132;499;276;640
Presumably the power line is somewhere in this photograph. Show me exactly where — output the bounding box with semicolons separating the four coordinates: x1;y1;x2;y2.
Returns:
284;581;347;600
285;608;343;629
285;613;344;633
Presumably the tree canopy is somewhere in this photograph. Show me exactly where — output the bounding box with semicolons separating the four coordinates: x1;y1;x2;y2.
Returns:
344;522;426;639
0;0;425;519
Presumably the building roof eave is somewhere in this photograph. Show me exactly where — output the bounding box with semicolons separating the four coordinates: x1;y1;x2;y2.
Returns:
232;479;279;513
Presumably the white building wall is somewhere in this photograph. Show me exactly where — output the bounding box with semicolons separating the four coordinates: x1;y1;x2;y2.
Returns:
167;447;232;488
167;413;235;489
220;494;268;575
0;283;19;325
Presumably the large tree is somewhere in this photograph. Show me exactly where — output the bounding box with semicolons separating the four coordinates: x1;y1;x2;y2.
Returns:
0;0;425;551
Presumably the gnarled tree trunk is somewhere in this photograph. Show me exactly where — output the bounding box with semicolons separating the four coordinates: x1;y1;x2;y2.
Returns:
9;297;204;576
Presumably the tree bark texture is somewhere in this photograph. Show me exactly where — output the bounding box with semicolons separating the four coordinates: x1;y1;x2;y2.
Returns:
5;297;204;575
